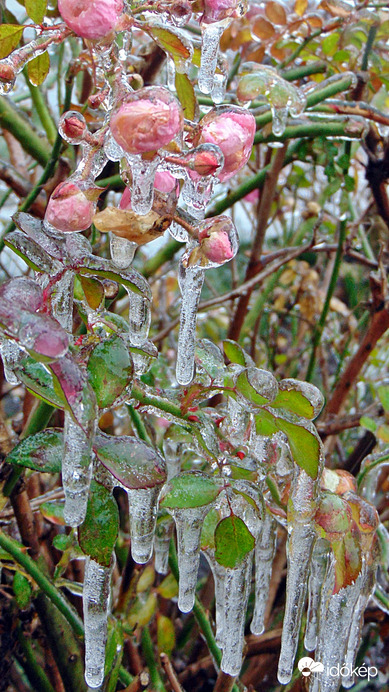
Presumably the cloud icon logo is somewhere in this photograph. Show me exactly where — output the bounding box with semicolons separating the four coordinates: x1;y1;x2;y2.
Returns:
298;657;325;677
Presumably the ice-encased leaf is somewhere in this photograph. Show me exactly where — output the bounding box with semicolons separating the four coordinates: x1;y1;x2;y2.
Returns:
195;339;225;381
50;354;96;426
27;50;49;86
80;257;152;300
214;515;255;568
15;355;65;409
5;231;60;274
271;379;324;419
95;433;167;489
74;275;105;311
18;312;69;362
147;23;192;69
254;408;279;436
13;212;65;260
6;428;62;473
276;418;320;479
223;339;247;366
0;25;24;60
78;480;119;567
160;471;221;509
87;335;133;409
175;71;197;120
236;368;279;406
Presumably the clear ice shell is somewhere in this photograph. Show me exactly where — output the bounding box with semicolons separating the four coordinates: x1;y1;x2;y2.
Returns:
83;557;113;688
62;412;94;528
172;505;210;612
176;263;204;385
126;154;161;216
0;336;22;384
127;486;161;564
154;516;174;575
128;292;151;347
250;512;277;635
110;233;136;269
50;270;75;333
198;23;225;95
304;539;329;651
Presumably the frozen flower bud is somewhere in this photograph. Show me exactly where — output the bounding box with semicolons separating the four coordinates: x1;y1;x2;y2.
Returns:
196;106;255;182
191;146;223;177
59;111;87;144
0;61;16;85
110;87;184;156
185;215;238;268
45;180;99;233
199;0;248;23
58;0;124;40
119;171;178;210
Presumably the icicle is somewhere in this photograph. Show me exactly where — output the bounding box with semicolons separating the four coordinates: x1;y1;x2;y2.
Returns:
251;512;277;636
221;554;253;676
162;430;183;480
128;291;151;347
110;233;137;269
62;412;94;528
304;539;329;651
83;557;114;689
0;336;22;385
198;23;224;95
211;61;228;104
126;155;160;216
181;175;214;221
271;106;288;137
176;263;204;385
50;270;75;333
310;564;364;692
173;506;210;612
127;486;161;564
166;57;176;92
154;515;174;575
204;549;226;646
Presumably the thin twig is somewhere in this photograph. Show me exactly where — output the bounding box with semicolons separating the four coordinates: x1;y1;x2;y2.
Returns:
160;653;184;692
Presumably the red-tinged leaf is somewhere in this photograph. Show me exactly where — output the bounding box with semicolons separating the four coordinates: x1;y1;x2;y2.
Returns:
6;428;63;474
0;25;24;60
78;480;119;567
95;433;167;489
276;418;320;479
147;25;191;66
27;50;50;86
87;334;133;409
40;501;66;526
215;515;255;568
25;0;47;24
265;1;287;24
175;71;197;120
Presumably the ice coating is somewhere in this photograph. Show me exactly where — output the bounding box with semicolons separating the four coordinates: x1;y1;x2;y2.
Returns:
110;233;137;269
0;337;22;385
198;23;225;95
251;511;277;635
83;557;113;688
154;515;174;575
109;87;184;155
62;412;94;527
186;215;239;269
220;554;252;675
201;0;248;24
196;107;256;181
129;292;151;347
50;271;75;333
173;506;210;612
176;263;205;385
127;486;161;563
58;0;124;40
304;539;329;651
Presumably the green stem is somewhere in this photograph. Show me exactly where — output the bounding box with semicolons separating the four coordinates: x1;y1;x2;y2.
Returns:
279;28;323;69
361;24;378;71
141;626;167;692
0;529;84;637
127;403;150;443
16;625;56;692
0;96;51;167
254;119;363;146
131;384;189;424
306;217;347;381
23;69;57;144
281;61;327;82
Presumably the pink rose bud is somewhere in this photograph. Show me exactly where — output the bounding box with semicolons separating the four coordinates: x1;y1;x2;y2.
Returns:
45;181;98;233
196;106;255;182
119;171;179;210
202;0;248;23
186;215;239;268
192;147;223;177
110;87;184;155
59;111;87;144
0;62;15;84
58;0;124;40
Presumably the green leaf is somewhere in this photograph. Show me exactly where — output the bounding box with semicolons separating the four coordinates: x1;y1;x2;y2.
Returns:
95;433;166;489
5;231;58;274
157;614;176;656
214;515;255;568
27;51;50;86
127;592;157;629
160;472;221;509
87;335;133;409
276;418;320;479
147;25;191;66
236;370;269;406
6;428;62;473
52;534;72;551
200;508;219;550
78;480;119;567
15;356;64;409
223;339;246;366
360;416;377;433
13;571;32;609
195;339;225;380
25;0;47;23
175;72;196;120
322;32;340;56
271;389;314;418
74;274;105;311
377;384;389;412
156;573;178;599
0;25;24;60
254;408;278;436
40;501;66;525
